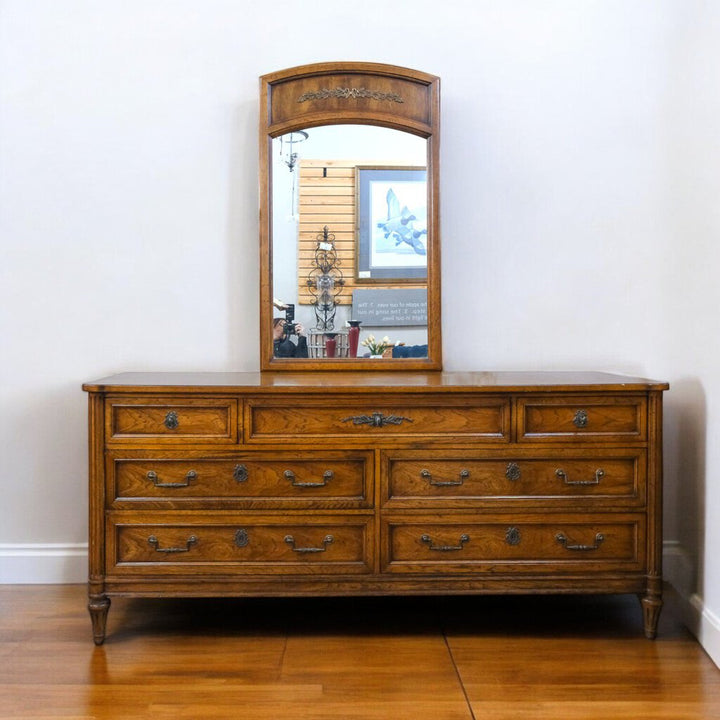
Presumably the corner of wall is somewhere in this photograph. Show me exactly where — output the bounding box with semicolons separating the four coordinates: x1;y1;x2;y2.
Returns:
664;540;720;669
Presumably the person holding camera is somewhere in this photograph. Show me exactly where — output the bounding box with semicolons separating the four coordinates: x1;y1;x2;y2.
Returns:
272;317;308;358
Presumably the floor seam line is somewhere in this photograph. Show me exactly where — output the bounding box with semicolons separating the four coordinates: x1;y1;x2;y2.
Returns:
442;626;477;720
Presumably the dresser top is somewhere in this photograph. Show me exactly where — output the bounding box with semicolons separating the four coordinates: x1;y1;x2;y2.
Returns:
83;371;668;394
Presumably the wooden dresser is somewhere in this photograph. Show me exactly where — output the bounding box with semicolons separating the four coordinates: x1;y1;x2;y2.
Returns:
83;370;667;644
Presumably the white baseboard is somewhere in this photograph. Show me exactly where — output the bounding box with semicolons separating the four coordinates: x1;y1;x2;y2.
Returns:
688;594;720;667
668;588;720;669
0;543;87;584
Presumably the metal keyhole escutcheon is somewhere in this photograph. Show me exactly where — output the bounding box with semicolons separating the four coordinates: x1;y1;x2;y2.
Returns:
164;411;179;430
573;409;588;428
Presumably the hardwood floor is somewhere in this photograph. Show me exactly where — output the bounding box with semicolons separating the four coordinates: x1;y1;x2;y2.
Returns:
0;586;717;719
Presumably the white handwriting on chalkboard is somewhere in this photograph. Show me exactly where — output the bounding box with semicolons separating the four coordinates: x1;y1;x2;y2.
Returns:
352;289;428;327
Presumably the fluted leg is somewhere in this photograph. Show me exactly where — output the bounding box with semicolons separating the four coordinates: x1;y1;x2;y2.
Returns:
639;592;662;639
88;595;110;646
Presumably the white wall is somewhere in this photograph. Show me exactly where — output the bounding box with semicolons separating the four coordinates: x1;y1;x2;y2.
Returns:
660;0;720;663
1;0;719;663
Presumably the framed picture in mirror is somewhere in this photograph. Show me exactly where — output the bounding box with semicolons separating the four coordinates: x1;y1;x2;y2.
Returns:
356;166;427;282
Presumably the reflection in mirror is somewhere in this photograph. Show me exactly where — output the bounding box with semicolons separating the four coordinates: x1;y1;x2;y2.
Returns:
271;125;428;361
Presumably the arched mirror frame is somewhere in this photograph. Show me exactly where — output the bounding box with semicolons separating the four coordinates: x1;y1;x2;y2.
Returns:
259;62;441;371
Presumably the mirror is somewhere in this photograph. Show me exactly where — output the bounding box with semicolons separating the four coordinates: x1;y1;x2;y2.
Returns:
259;62;441;371
272;126;429;354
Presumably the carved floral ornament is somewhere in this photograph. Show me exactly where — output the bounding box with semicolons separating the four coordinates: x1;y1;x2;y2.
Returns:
297;87;404;103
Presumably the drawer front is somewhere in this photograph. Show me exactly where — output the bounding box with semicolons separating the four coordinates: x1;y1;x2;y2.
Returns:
383;449;645;508
246;395;510;443
383;514;645;573
109;515;373;574
517;395;647;442
106;397;238;443
109;451;373;509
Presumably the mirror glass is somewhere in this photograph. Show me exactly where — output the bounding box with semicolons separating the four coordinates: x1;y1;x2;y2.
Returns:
271;124;429;361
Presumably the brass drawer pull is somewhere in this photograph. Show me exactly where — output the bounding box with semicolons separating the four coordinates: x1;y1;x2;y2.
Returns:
341;412;413;427
420;468;469;487
284;534;334;553
164;411;179;429
573;409;589;428
284;469;334;488
233;464;248;483
146;470;197;489
505;462;521;481
147;535;197;553
420;533;470;552
505;527;521;545
555;532;604;551
556;468;605;486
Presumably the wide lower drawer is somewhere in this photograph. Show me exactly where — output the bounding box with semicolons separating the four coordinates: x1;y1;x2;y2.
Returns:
383;514;645;573
517;395;647;442
245;394;510;443
106;396;238;443
108;515;373;574
108;451;373;509
383;449;645;508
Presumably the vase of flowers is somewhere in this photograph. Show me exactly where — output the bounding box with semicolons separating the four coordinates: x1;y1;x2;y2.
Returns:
360;334;392;358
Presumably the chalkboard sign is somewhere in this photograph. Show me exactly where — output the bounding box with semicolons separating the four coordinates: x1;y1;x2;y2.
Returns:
352;288;427;326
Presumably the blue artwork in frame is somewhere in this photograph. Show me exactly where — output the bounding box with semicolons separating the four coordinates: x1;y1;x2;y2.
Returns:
356;166;427;282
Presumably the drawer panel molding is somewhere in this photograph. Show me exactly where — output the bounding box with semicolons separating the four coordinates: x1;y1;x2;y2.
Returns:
383;514;645;574
106;397;238;443
383;449;645;508
109;451;373;509
245;395;511;442
517;395;647;442
110;516;373;575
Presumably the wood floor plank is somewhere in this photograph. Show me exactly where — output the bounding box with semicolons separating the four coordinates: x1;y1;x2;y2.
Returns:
281;635;467;701
443;594;720;719
147;700;472;720
457;701;715;720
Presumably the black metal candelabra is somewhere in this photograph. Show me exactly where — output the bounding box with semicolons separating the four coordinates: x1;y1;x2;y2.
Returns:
306;226;345;331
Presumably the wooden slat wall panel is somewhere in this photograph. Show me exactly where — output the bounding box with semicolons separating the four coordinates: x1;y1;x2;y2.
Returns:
298;160;356;305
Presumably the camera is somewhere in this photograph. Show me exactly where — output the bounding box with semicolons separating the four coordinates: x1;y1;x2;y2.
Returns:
283;303;297;335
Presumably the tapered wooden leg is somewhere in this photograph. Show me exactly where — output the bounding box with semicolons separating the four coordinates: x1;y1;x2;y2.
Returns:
89;595;110;645
639;592;663;639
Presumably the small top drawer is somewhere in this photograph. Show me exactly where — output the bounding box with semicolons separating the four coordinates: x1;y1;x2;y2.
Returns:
245;394;510;443
106;397;238;443
517;395;647;442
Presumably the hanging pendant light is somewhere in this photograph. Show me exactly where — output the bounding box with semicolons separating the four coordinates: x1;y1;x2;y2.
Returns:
279;130;308;219
279;130;309;172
